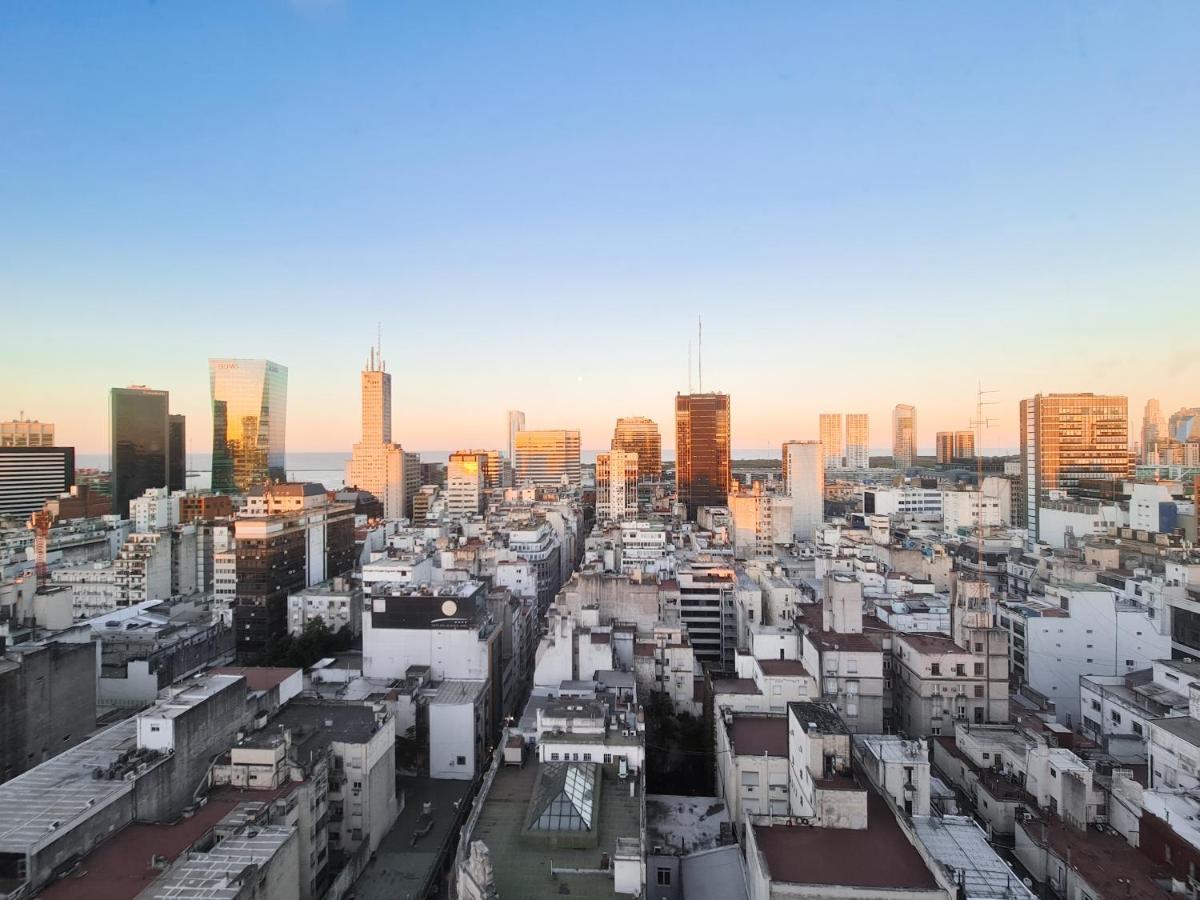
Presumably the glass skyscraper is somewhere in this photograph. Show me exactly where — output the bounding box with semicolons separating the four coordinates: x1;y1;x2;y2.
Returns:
675;392;731;519
110;386;170;518
209;359;288;493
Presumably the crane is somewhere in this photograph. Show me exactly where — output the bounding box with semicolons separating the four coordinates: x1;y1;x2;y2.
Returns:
28;509;52;592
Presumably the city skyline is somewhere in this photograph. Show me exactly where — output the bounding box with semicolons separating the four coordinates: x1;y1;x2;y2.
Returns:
3;3;1198;454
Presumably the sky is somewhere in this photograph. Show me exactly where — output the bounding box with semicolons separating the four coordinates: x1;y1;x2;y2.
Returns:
2;2;1198;457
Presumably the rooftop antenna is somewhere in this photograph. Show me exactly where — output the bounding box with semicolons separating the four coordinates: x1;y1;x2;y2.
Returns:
698;315;703;393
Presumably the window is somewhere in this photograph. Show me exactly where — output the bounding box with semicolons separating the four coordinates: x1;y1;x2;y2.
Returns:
352;781;362;791
551;753;560;761
974;642;983;652
982;752;990;761
1111;711;1122;725
1050;768;1057;778
847;659;858;674
974;663;984;676
657;868;672;886
931;663;941;676
583;753;592;761
955;664;966;677
974;685;984;698
456;755;467;766
1125;659;1135;667
1133;722;1144;737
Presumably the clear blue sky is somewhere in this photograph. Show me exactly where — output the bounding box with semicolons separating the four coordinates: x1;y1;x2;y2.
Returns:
2;2;1198;454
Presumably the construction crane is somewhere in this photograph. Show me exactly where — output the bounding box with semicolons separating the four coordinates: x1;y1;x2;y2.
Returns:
28;509;52;592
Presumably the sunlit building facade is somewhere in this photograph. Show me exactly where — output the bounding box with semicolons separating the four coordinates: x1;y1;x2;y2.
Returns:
447;450;488;517
596;448;639;521
675;392;731;519
846;413;869;469
1019;393;1130;540
818;413;843;468
782;439;823;541
1;419;54;448
892;403;917;469
506;410;526;462
513;430;581;488
209;358;288;494
611;416;662;481
346;347;419;519
111;386;170;518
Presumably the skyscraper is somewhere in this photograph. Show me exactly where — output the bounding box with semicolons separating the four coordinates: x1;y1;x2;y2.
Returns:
782;440;823;541
1141;398;1165;457
168;414;186;492
612;416;662;481
346;346;418;519
506;410;526;462
1;418;54;447
596;448;639;521
447;450;488;517
675;392;731;519
954;430;975;461
1168;407;1200;443
846;413;869;469
209;359;288;493
513;430;581;488
935;432;955;465
110;386;169;518
818;413;843;468
892;404;917;470
1019;393;1130;540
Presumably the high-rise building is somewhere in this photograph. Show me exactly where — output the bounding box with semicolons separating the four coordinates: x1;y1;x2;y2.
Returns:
1142;399;1165;459
1;418;54;448
1019;393;1130;540
0;446;75;522
782;440;823;541
892;404;917;470
611;416;662;481
818;414;843;468
506;410;526;462
168;414;186;492
346;347;419;519
954;430;975;461
513;430;581;488
675;392;731;519
111;386;170;518
935;432;955;465
233;483;355;662
1168;407;1200;444
846;414;869;469
596;449;639;521
450;449;504;488
447;450;488;517
209;359;288;493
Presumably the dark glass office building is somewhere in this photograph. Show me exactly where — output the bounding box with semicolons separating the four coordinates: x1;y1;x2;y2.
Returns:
110;387;169;518
168;414;187;492
675;392;731;519
209;359;288;493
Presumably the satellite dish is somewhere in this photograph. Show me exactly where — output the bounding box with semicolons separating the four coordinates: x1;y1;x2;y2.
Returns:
441;599;458;617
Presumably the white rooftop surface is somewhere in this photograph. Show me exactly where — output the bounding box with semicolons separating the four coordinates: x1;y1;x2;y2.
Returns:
0;718;142;853
912;815;1035;899
142;826;295;899
646;794;730;855
429;679;487;705
143;674;243;721
1143;790;1200;852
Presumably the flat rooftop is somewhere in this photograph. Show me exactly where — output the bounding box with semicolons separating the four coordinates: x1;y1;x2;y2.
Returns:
898;633;968;655
467;761;642;899
257;702;382;764
757;659;810;678
729;715;789;758
1027;813;1170;900
209;665;298;693
753;791;938;890
789;701;848;735
912;815;1035;898
712;678;761;696
140;824;295;900
646;795;732;856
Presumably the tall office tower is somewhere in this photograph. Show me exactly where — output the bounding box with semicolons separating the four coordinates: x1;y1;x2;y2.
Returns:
447;450;488;517
209;359;288;494
596;449;639;521
451;448;504;488
782;440;824;541
675;392;731;519
1019;393;1130;540
892;404;917;469
818;414;843;468
612;416;662;481
1;418;54;447
1142;399;1165;459
110;386;170;518
346;347;419;519
513;430;581;488
954;430;975;460
1168;407;1200;443
506;410;526;461
846;413;870;469
936;432;955;465
0;446;74;521
168;414;186;492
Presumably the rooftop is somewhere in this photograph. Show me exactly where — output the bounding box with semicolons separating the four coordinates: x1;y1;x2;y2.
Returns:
712;678;761;696
898;633;969;655
1147;714;1200;746
209;665;299;693
466;761;642;899
757;659;811;678
911;815;1035;899
429;679;487;705
788;701;848;735
139;823;295;900
646;794;732;856
1025;812;1171;900
752;791;938;890
729;715;789;758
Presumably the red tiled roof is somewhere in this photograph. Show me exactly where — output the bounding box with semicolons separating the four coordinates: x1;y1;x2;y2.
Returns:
730;715;789;757
753;791;938;889
209;666;300;692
